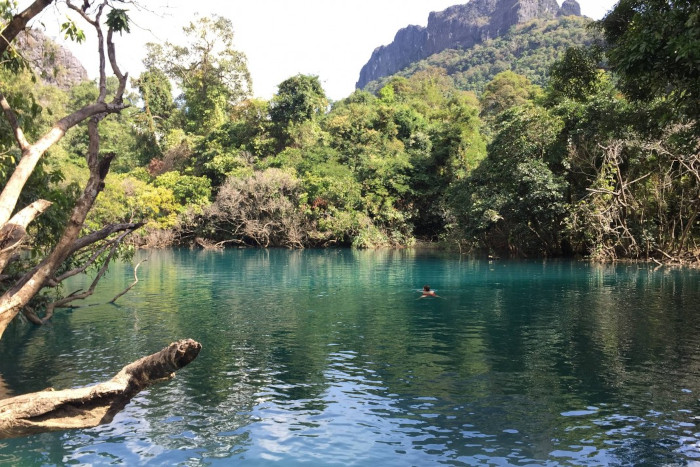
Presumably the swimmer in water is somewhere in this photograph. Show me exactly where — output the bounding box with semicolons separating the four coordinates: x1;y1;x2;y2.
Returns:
420;285;439;298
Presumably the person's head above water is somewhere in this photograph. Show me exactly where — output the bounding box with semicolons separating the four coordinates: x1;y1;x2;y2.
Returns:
420;285;439;298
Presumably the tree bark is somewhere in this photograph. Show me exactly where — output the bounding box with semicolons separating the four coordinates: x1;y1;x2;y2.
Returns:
0;339;202;439
0;200;52;275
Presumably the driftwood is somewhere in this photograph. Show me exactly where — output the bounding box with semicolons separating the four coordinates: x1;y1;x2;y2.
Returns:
0;339;201;439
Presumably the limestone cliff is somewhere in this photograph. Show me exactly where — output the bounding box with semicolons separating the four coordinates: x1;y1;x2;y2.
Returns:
356;0;581;89
558;0;581;16
15;29;88;90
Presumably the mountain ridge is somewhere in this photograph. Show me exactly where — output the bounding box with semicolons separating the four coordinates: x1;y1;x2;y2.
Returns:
356;0;581;90
362;15;594;95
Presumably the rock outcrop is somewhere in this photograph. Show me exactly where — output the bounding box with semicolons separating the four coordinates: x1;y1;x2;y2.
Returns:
15;29;88;90
356;0;581;90
558;0;581;16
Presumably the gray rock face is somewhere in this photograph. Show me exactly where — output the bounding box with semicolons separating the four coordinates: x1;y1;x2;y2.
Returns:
558;0;581;16
357;0;580;89
16;29;88;90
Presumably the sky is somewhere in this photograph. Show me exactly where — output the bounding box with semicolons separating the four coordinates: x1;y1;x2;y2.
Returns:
30;0;619;101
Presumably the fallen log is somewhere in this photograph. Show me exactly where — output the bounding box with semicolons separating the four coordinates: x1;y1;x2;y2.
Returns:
0;338;201;439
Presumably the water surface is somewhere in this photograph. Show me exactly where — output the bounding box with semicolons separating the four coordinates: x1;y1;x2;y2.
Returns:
1;249;699;465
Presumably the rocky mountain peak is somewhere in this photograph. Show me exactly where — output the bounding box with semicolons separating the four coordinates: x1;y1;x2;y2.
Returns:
558;0;582;16
357;0;581;90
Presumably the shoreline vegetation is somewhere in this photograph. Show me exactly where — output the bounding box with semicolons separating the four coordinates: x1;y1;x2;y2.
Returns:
1;2;699;331
95;12;698;267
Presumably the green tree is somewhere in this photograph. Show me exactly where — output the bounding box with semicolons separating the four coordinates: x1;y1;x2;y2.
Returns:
63;78;142;172
597;0;700;123
189;99;274;186
270;74;328;148
271;74;327;126
154;171;211;210
413;92;486;238
134;69;174;126
448;105;566;255
324;90;414;245
132;68;176;162
480;71;542;118
546;46;603;103
145;15;252;135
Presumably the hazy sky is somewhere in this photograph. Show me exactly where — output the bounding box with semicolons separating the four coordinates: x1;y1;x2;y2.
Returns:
32;0;619;101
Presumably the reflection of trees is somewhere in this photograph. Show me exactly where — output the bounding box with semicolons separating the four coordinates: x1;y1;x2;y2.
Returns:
451;261;700;456
2;250;699;462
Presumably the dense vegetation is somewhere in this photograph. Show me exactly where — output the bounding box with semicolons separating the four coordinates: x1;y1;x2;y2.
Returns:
2;0;699;296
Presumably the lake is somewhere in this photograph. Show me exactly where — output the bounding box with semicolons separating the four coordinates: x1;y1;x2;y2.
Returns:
1;249;699;465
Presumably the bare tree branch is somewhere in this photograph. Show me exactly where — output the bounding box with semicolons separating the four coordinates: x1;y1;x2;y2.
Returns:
65;0;98;27
69;222;144;257
0;200;52;274
0;92;30;150
41;231;126;324
106;28;127;100
110;256;147;303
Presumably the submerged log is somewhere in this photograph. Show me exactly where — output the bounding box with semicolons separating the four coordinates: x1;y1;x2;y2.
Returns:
0;339;201;439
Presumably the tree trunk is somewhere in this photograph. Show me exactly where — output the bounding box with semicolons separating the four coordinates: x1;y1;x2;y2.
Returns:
0;124;115;337
0;339;201;439
0;0;133;334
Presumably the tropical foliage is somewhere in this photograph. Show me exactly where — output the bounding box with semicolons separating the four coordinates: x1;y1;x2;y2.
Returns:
4;2;699;270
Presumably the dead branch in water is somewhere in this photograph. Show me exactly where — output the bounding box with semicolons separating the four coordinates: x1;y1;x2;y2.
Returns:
0;339;201;439
111;257;148;304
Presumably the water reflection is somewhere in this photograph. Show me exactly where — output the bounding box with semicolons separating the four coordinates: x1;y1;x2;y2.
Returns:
0;250;699;465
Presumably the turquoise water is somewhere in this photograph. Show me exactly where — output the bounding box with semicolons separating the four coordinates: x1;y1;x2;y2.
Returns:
1;249;700;465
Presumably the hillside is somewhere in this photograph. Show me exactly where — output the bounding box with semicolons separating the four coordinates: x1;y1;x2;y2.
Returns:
356;0;583;90
362;15;595;95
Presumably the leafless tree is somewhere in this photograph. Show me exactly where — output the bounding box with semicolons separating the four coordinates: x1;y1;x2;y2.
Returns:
570;129;699;264
194;168;310;248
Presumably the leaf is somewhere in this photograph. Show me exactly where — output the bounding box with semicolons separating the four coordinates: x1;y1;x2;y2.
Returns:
60;17;86;43
106;9;131;35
